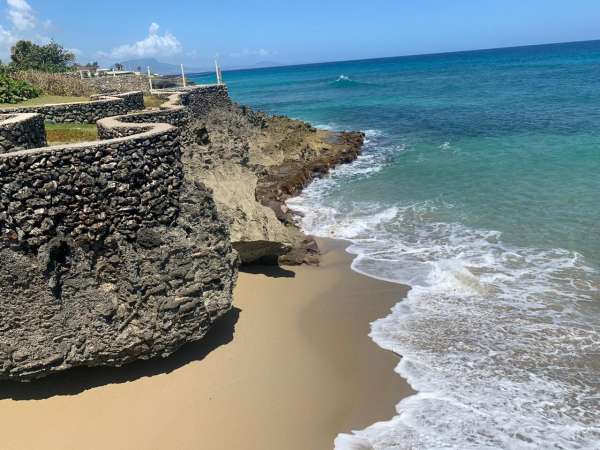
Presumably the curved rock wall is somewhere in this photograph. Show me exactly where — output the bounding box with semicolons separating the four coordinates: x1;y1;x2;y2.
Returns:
182;85;232;118
0;113;46;154
0;85;239;381
0;92;144;124
0;124;181;249
101;92;187;133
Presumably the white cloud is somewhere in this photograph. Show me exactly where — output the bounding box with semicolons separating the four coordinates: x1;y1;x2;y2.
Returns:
148;22;160;34
0;0;54;59
229;48;277;59
107;23;182;60
7;0;35;31
0;24;15;50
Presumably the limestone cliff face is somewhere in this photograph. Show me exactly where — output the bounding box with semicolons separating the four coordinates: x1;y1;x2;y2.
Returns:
182;104;364;265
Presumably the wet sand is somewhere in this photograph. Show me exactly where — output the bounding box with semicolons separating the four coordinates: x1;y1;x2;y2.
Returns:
0;238;413;450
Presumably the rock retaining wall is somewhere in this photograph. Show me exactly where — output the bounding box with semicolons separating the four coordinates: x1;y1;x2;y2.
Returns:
0;84;239;381
0;92;144;124
83;74;151;94
182;84;232;117
0;113;46;154
0;87;230;252
0;87;228;250
0;124;181;249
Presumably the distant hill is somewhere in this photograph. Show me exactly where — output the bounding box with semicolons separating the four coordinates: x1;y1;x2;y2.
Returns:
117;58;285;76
117;58;208;75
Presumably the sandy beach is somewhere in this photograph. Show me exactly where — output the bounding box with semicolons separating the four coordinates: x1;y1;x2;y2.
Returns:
0;238;412;450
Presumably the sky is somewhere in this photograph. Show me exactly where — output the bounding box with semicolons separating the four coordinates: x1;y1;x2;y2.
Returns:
1;0;600;69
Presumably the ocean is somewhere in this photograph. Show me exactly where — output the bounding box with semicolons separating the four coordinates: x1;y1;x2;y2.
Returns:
189;40;600;450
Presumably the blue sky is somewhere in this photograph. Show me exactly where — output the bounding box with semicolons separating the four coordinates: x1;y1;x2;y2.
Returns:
2;0;600;69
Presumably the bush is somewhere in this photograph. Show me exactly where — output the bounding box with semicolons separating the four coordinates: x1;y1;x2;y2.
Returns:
12;70;96;97
0;75;40;104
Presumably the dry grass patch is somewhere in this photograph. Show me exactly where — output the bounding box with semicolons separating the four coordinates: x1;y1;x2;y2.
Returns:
45;123;97;145
14;71;97;97
0;95;89;108
144;95;166;109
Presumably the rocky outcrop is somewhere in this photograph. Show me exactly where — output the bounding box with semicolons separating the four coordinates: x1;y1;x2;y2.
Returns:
182;103;364;265
0;182;237;381
0;86;239;381
0;82;362;381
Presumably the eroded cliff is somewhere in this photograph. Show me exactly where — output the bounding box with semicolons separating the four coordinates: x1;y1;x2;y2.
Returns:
0;87;238;381
182;103;364;265
0;84;363;381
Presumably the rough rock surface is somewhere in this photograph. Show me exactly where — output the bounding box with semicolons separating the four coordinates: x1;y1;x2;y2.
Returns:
0;92;144;125
0;113;46;154
0;181;237;381
182;104;364;265
0;86;239;381
0;83;361;381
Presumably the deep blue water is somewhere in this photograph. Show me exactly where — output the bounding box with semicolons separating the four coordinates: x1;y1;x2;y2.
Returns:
192;41;600;450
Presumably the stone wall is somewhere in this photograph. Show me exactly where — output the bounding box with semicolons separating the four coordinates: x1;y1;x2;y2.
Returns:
0;113;46;154
0;92;144;124
182;84;232;117
0;124;181;249
107;92;187;129
0;84;239;380
83;74;152;94
97;85;231;139
0;86;230;251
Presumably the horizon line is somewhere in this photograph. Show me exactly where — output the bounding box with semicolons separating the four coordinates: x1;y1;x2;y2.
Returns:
187;37;600;76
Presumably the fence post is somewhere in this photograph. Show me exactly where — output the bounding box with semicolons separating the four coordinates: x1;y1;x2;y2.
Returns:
215;59;222;85
147;66;154;93
181;64;187;88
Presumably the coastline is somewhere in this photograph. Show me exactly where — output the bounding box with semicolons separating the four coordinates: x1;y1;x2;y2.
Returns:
0;237;413;450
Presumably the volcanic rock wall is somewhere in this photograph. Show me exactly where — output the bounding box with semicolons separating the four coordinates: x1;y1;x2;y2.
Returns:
0;92;144;124
0;113;46;154
83;74;152;94
0;85;238;381
0;126;181;249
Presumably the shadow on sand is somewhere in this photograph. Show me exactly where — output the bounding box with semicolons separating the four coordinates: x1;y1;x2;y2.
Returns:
241;265;296;278
0;307;241;401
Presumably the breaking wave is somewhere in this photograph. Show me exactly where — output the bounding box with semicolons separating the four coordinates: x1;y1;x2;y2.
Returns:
287;131;600;450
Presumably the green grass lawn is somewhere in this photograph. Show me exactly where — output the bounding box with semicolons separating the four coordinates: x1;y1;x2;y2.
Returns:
144;95;166;108
0;95;90;108
45;123;98;145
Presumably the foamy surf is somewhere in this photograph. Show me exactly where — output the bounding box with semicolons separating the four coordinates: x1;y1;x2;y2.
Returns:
287;130;600;450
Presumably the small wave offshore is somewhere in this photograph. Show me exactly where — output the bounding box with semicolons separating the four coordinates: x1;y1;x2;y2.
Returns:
286;131;600;450
331;74;376;88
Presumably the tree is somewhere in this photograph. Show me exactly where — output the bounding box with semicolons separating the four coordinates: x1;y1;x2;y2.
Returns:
10;40;75;72
114;63;124;71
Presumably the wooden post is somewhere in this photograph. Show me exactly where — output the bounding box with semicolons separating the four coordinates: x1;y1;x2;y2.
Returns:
147;66;154;93
215;59;222;85
181;64;187;88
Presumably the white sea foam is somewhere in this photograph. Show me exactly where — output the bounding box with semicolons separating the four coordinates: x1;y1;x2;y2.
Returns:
287;133;600;450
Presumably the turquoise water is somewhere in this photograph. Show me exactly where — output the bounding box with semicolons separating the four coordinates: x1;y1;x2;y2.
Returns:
190;41;600;450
